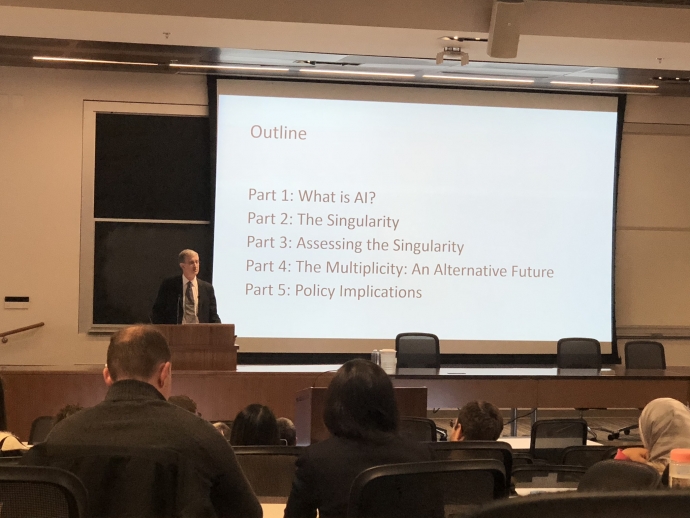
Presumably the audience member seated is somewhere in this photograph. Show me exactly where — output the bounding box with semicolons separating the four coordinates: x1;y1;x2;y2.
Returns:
168;395;200;416
24;325;261;518
230;403;281;446
277;417;297;446
617;398;690;474
284;359;433;518
450;401;504;441
214;422;232;439
53;404;84;426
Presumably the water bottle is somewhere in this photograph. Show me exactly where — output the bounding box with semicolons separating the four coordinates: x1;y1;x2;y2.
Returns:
669;449;690;488
371;350;381;366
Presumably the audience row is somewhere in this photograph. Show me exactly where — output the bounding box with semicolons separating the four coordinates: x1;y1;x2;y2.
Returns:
7;325;690;518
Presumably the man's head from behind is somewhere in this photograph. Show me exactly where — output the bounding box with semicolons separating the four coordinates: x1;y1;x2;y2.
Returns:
451;400;503;441
104;325;172;399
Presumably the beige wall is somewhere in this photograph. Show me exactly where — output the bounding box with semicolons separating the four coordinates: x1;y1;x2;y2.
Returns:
0;65;206;365
2;66;690;364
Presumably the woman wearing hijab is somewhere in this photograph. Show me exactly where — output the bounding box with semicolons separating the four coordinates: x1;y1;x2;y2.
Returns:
619;398;690;473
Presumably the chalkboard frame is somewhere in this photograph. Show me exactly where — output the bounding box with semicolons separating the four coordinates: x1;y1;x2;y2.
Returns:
79;100;209;333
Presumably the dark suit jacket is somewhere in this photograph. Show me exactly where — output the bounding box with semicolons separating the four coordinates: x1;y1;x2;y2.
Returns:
284;435;433;518
151;275;221;324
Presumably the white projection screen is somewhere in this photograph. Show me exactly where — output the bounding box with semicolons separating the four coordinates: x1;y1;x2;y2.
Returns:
213;79;619;355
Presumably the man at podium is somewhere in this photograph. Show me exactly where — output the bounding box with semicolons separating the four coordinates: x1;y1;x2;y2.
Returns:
151;249;221;324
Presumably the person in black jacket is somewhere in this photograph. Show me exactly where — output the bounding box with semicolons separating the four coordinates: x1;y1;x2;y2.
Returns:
24;325;261;518
284;359;433;518
151;249;221;324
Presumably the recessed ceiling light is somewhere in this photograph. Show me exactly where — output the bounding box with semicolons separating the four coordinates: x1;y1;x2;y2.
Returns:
423;74;534;84
169;63;289;71
550;81;658;89
299;69;415;78
440;36;488;42
33;56;158;66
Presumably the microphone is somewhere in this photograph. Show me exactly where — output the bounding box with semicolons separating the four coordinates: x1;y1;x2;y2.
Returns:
311;369;337;388
176;295;181;324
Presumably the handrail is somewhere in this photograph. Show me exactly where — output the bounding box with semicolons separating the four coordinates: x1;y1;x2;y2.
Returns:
0;322;44;343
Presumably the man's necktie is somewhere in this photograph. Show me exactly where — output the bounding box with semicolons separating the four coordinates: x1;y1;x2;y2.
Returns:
183;281;198;324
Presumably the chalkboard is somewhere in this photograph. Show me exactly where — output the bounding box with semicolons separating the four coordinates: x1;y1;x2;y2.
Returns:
94;113;211;220
91;113;213;325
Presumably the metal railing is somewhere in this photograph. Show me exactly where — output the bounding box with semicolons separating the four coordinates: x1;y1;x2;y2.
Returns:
0;322;45;343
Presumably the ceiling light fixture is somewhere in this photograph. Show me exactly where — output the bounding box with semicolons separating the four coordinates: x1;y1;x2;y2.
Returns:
33;56;158;66
550;81;658;89
169;63;289;71
298;69;415;78
440;36;488;42
424;74;534;84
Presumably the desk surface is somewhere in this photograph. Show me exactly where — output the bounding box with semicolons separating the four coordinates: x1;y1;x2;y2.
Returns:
3;364;689;379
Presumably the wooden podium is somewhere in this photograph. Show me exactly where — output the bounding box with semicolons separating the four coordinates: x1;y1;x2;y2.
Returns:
154;324;237;371
294;386;428;445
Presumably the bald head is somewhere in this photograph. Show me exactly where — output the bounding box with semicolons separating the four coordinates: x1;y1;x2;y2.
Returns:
106;326;171;382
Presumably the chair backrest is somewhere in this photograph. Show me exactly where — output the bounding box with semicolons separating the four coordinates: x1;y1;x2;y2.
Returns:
625;341;666;370
24;443;203;518
29;416;55;445
395;333;440;369
0;465;89;518
530;419;588;464
467;490;690;518
399;417;437;442
556;338;601;369
511;465;587;489
233;446;303;497
577;459;661;492
347;459;506;518
428;441;512;486
559;445;618;467
0;378;7;432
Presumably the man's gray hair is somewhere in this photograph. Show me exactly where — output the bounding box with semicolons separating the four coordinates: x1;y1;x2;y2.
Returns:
178;249;198;263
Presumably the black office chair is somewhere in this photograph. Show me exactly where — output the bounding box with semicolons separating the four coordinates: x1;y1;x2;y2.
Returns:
233;446;304;498
608;341;667;440
347;459;507;518
467;490;690;518
395;333;440;369
399;417;438;442
511;465;587;489
428;441;513;489
577;460;661;492
559;445;618;468
29;416;55;444
530;419;587;464
556;338;602;370
625;340;666;370
0;465;89;518
556;338;609;439
24;443;202;518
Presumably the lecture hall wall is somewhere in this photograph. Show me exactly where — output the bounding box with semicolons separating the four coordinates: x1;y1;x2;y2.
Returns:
2;64;690;366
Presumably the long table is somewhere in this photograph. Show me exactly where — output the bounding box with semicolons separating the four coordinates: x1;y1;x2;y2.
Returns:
2;364;689;441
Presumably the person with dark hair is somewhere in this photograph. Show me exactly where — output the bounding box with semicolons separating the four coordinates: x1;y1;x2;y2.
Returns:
450;401;504;441
24;325;261;518
53;404;84;426
284;359;433;518
168;395;200;416
230;404;280;446
277;417;297;446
